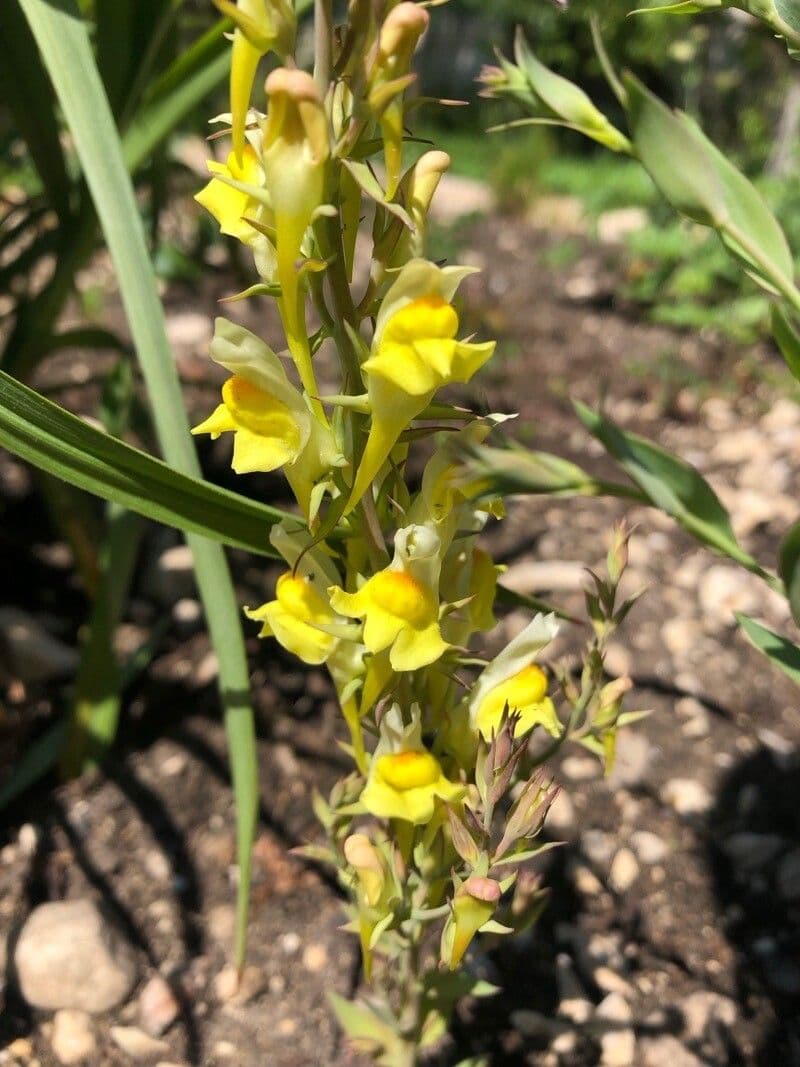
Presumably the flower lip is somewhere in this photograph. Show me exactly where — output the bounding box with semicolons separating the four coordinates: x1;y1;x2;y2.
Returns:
377;750;442;791
369;570;435;627
222;376;301;442
275;572;332;624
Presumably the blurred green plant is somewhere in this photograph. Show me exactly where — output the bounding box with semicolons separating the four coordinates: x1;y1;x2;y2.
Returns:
476;6;800;691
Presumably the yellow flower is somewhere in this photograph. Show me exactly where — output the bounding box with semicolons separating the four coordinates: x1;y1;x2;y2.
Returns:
191;318;343;519
346;259;495;514
246;571;338;665
213;0;296;163
468;614;561;741
244;520;347;665
195;143;263;243
361;704;462;824
330;524;449;672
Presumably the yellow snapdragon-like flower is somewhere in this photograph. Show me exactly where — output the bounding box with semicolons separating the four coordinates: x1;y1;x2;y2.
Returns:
330;524;449;672
346;259;495;514
195;142;264;243
245;521;345;665
246;571;338;665
361;704;462;824
468;614;561;741
191;318;343;519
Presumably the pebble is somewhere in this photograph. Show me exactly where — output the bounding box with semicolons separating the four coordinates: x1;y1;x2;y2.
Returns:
722;832;784;872
15;899;138;1013
582;829;615;868
571;862;604;896
680;990;737;1039
777;848;800;900
661;778;713;816
138;975;179;1037
608;849;640;893
0;607;78;683
630;830;669;865
50;1010;95;1065
698;565;759;626
144;544;195;605
561;756;600;782
594;966;635;998
302;943;329;973
640;1035;704;1067
172;598;202;632
546;789;576;836
661;617;702;657
501;559;587;593
214;965;262;1004
606;732;653;789
596;992;635;1066
110;1026;169;1060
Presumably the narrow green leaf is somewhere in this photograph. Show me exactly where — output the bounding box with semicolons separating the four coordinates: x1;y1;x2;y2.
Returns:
737;613;800;687
61;507;145;777
771;306;800;385
0;370;288;555
779;521;800;626
574;400;770;578
775;0;800;33
0;720;67;810
20;0;258;966
625;75;794;293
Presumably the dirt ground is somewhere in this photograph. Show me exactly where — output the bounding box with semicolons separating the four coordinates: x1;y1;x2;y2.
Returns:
2;204;800;1066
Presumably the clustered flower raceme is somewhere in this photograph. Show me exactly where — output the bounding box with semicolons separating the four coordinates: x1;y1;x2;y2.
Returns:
191;2;633;1061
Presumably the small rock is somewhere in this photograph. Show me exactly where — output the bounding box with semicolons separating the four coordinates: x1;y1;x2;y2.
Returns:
144;545;195;605
662;617;702;657
51;1011;95;1065
561;756;600;782
722;833;784;872
630;830;668;865
0;607;78;683
172;598;202;632
680;990;737;1040
698;566;759;626
18;823;39;857
596;992;635;1067
582;830;615;868
15;900;138;1013
662;778;712;817
501;559;587;594
777;849;800;900
546;790;576;837
302;943;329;973
138;975;179;1037
510;1009;567;1039
640;1035;704;1067
551;1031;579;1056
594;967;635;998
110;1026;169;1060
596;206;648;243
571;862;604;896
606;732;653;789
214;965;262;1004
608;849;639;893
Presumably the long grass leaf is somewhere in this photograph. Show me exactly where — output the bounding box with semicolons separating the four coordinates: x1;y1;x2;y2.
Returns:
20;0;259;967
0;369;288;556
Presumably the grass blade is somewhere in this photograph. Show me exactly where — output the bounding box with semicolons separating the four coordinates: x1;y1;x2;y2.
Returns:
0;369;288;556
20;0;259;967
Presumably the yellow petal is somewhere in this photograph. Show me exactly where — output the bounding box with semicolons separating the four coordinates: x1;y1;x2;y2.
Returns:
362;606;405;656
249;601;334;664
230;31;263;163
191;403;237;438
231;428;297;474
389;620;448;671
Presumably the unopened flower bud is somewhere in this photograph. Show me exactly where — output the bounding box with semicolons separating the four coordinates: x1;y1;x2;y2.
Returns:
344;833;386;907
441;876;501;969
446;806;481;867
